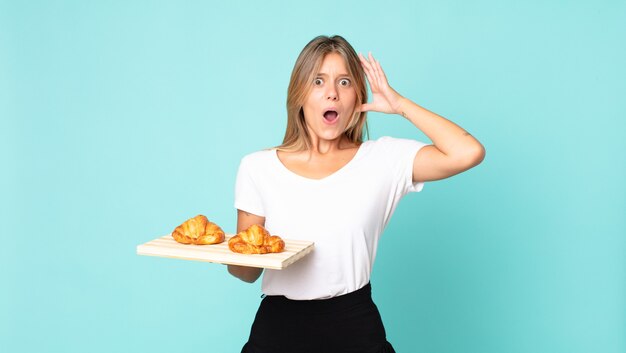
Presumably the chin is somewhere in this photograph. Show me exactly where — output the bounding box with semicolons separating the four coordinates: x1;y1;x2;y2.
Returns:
307;123;348;143
318;131;344;141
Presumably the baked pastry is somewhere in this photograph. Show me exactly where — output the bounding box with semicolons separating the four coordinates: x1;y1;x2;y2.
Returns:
228;224;285;254
171;215;225;245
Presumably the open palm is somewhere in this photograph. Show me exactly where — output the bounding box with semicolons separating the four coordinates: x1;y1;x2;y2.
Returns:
358;52;404;115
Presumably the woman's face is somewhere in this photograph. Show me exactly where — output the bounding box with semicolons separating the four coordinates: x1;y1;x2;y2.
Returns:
302;52;357;144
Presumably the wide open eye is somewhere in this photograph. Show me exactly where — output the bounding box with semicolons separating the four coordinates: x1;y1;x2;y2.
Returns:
339;78;351;87
314;78;324;86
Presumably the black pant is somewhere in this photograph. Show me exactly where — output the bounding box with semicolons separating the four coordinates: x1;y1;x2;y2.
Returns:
241;283;396;353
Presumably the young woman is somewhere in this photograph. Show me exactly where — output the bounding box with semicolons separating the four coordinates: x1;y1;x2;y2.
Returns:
228;35;485;353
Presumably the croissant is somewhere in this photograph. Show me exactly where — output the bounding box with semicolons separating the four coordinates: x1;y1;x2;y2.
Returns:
228;224;285;254
171;215;225;245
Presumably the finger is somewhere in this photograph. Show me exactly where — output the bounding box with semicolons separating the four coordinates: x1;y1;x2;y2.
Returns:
368;53;390;89
373;57;389;86
359;53;377;90
368;52;382;87
359;53;375;76
364;52;381;89
368;52;378;76
360;102;373;112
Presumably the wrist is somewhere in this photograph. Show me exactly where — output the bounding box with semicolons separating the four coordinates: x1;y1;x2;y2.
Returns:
395;97;411;118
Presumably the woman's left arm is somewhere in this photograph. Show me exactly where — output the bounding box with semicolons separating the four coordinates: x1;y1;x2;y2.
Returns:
359;53;486;182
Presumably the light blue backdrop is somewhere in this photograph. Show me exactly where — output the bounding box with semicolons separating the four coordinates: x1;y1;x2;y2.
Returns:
2;1;624;352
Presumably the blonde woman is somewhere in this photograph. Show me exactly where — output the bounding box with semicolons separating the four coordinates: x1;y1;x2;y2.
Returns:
229;35;485;353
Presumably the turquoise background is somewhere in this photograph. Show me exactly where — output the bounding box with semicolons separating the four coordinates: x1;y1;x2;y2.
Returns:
2;1;624;352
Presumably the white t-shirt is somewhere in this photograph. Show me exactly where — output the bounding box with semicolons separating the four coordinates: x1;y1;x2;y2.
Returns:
234;136;427;300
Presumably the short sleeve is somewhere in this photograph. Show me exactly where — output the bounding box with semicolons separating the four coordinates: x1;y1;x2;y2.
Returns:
378;136;428;195
234;155;265;216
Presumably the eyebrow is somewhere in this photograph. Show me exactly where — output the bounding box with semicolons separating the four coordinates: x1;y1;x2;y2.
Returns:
316;72;351;77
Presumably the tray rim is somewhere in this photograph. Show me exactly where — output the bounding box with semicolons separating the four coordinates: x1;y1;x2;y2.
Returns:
136;234;314;270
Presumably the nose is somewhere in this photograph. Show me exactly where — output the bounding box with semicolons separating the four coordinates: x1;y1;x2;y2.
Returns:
326;85;338;101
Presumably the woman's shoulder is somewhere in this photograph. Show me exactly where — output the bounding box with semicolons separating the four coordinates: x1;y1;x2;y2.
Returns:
362;136;422;150
367;135;417;144
360;136;428;162
240;148;277;166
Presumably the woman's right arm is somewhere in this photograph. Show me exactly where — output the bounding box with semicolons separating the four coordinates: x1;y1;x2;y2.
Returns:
227;209;265;283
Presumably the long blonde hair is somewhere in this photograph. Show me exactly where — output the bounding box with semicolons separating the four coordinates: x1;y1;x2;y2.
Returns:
278;35;368;151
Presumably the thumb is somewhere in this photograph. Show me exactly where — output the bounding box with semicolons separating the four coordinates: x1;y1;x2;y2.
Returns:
359;103;373;112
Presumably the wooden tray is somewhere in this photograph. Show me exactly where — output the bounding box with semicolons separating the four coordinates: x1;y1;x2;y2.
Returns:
137;234;314;270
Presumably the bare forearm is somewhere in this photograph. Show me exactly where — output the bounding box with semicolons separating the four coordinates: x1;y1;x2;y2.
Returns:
397;97;484;159
228;210;265;283
227;264;263;283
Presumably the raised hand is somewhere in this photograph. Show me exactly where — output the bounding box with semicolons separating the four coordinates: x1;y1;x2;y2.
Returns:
358;52;404;115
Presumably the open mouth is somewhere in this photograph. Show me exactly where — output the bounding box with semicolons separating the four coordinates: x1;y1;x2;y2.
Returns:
323;110;339;124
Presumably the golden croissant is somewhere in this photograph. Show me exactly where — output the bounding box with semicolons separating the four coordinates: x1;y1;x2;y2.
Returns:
171;215;225;245
228;224;285;254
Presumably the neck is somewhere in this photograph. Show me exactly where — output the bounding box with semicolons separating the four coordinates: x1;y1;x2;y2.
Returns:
308;135;352;155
